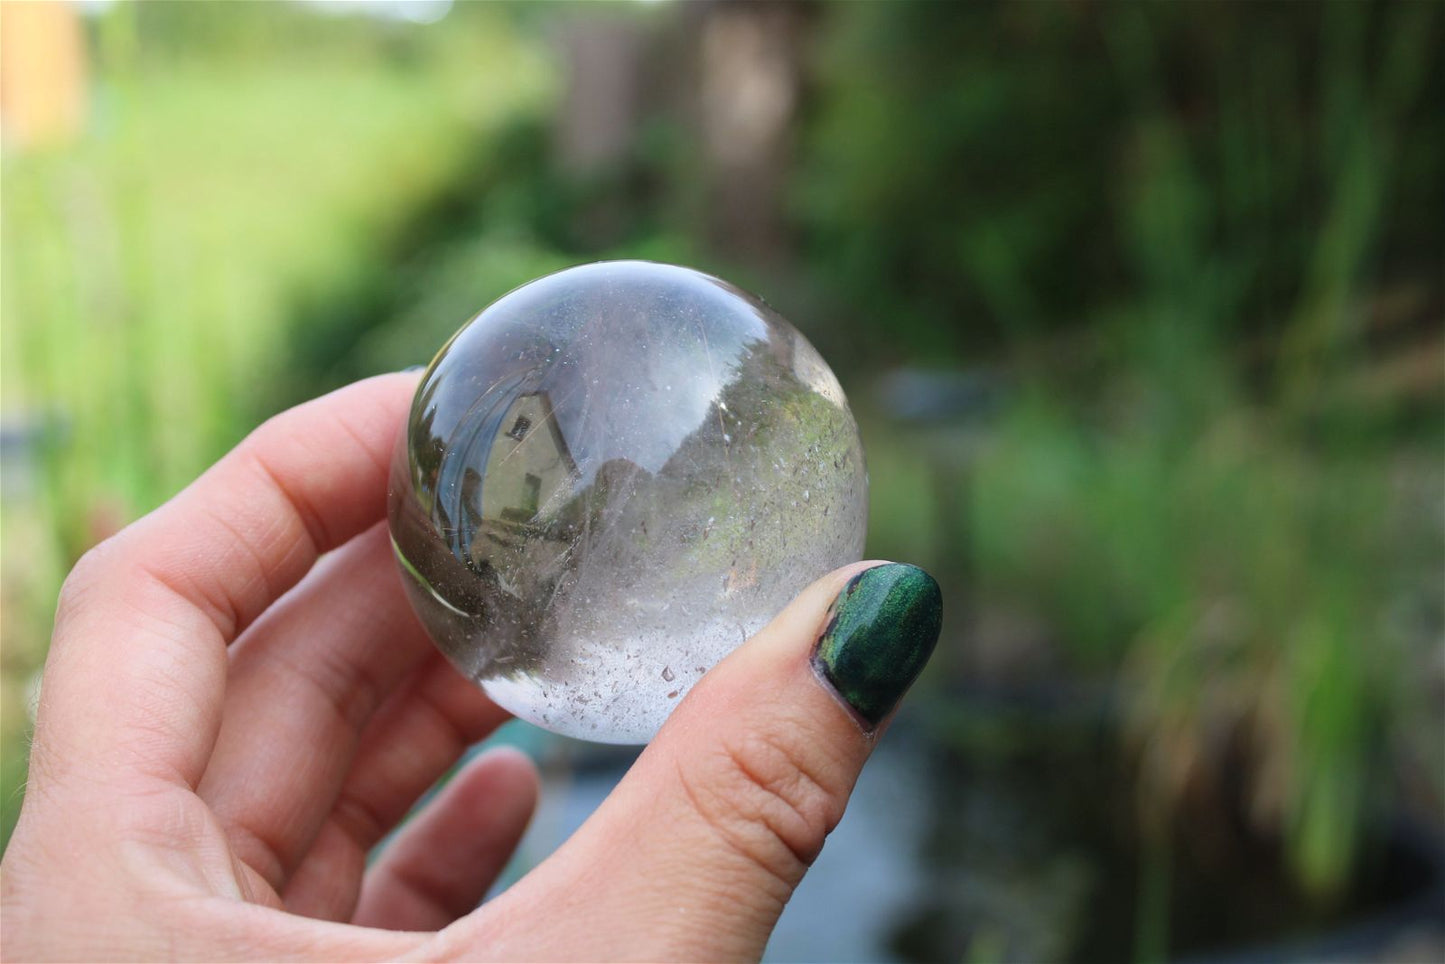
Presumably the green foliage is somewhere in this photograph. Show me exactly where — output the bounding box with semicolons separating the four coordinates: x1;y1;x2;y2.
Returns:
971;396;1395;897
800;0;1442;911
799;1;1444;385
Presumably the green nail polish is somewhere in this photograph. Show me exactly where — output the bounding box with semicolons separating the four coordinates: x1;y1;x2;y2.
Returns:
812;564;943;728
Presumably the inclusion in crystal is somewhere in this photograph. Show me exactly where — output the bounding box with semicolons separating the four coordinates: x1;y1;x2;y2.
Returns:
388;261;867;743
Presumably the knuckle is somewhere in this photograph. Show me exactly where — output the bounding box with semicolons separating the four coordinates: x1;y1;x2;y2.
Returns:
54;537;124;624
678;725;850;890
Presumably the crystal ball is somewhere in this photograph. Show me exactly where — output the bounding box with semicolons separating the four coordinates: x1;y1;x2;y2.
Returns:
388;261;867;743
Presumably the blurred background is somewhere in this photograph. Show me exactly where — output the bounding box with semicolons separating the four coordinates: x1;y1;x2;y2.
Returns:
1;1;1442;960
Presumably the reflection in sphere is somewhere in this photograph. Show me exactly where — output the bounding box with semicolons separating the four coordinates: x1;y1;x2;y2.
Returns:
389;261;867;743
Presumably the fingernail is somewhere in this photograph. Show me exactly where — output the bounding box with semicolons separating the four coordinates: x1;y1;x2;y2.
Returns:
812;564;943;729
402;364;427;374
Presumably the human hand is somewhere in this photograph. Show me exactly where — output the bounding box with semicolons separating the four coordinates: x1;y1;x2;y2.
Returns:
0;373;942;962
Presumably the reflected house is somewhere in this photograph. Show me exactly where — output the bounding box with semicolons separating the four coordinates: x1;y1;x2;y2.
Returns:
471;391;580;575
397;388;582;683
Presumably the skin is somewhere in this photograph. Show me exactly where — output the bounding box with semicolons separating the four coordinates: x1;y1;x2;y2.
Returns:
0;372;930;962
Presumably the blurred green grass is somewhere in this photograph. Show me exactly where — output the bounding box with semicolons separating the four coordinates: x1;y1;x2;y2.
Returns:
0;3;553;847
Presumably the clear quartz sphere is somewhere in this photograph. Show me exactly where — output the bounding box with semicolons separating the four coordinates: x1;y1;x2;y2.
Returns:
388;261;867;743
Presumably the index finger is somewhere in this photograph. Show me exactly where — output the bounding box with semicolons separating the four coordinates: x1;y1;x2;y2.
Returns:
32;373;419;794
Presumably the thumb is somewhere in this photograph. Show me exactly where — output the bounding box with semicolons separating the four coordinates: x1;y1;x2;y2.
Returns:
453;561;942;962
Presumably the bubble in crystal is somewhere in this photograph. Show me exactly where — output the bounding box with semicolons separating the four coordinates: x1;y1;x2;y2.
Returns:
387;261;868;743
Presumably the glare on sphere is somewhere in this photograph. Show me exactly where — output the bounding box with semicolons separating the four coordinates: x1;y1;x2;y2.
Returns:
388;261;867;743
